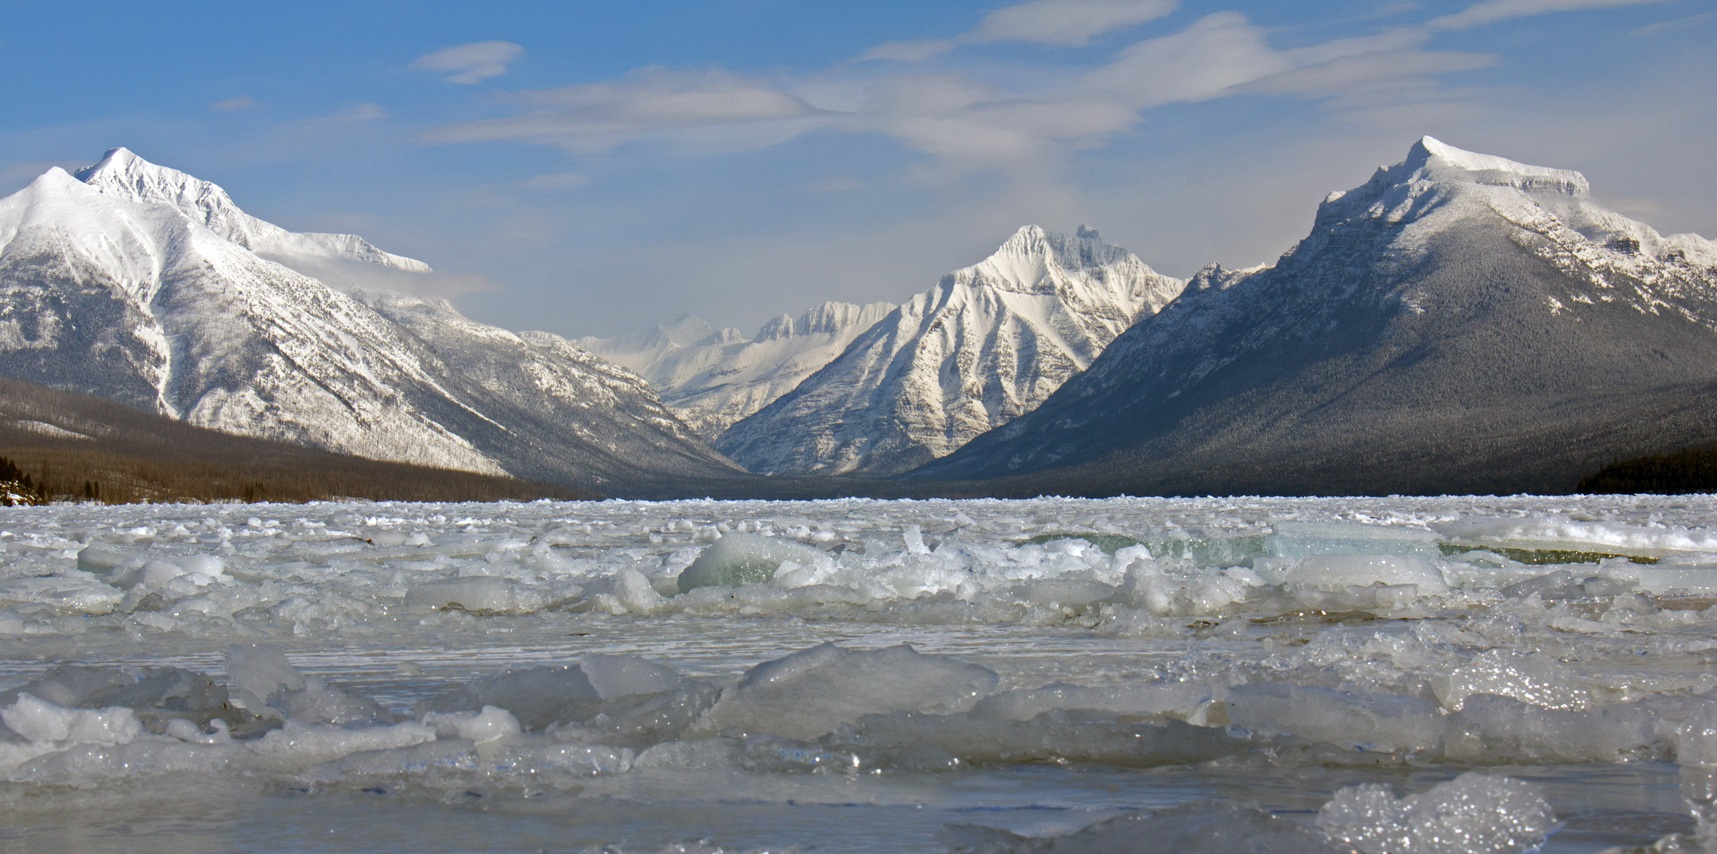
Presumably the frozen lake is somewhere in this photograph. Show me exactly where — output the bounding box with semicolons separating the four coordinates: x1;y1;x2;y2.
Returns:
5;495;1717;852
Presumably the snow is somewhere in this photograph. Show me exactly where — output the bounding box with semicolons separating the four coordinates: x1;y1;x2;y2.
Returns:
1413;135;1590;195
577;301;896;439
0;150;733;487
918;137;1717;489
719;225;1185;475
3;494;1717;850
75;147;433;274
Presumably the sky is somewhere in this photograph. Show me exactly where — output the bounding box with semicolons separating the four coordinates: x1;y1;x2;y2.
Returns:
1;0;1712;340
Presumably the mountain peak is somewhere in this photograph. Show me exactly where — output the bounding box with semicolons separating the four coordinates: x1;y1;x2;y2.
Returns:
64;148;432;275
75;146;226;203
76;146;143;178
1403;135;1589;195
973;224;1144;293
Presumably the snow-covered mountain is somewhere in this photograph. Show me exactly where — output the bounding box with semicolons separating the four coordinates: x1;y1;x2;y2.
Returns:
915;137;1717;495
76;148;430;275
577;302;894;439
718;226;1185;476
0;148;739;490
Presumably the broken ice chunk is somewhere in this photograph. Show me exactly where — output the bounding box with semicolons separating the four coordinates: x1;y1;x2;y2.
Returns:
1434;649;1593;712
421;705;521;744
676;532;829;593
580;654;684;700
1268;522;1442;562
1226;684;1445;754
1;693;142;746
416;665;601;732
405;578;551;614
225;644;306;714
1282;554;1449;595
701;643;998;740
1316;772;1555;854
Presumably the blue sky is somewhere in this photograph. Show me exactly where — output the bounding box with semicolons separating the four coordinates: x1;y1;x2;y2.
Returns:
2;0;1712;338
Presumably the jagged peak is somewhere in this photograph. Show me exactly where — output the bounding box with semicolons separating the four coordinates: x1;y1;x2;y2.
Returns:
957;224;1155;297
993;224;1121;258
76;146;143;177
75;147;236;207
755;313;797;341
756;301;894;341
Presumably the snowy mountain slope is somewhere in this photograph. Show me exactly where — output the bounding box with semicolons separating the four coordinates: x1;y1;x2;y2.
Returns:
358;290;743;485
0;150;738;490
914;137;1717;495
718;226;1185;476
580;302;896;439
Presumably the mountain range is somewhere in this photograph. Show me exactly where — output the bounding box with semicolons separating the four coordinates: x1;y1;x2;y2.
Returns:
912;137;1717;494
2;138;1713;498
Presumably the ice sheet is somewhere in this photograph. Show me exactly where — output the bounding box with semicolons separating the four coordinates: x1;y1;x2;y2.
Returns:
5;494;1717;850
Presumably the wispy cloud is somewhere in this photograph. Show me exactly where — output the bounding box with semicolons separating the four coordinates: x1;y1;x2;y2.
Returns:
412;40;525;85
519;172;591;191
969;0;1179;45
1429;0;1669;30
867;14;1486;169
431;68;821;153
208;96;263;112
1632;11;1712;35
323;103;387;123
422;0;1669;180
857;40;954;63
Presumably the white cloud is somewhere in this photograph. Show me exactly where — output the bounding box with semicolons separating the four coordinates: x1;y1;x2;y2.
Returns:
1083;12;1286;107
208;96;262;112
969;0;1179;46
1429;0;1669;30
431;68;821;152
419;9;1554;174
858;40;955;63
519;172;591;191
412;40;525;84
323;103;387;123
1632;11;1712;35
271;254;501;301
